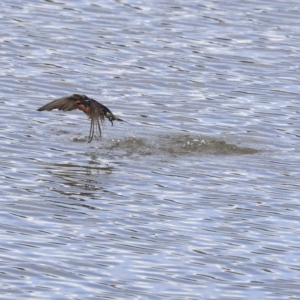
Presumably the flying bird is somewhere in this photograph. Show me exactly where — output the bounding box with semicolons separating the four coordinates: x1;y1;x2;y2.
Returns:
37;94;124;143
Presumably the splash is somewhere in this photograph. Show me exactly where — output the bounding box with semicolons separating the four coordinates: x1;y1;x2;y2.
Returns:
105;133;259;157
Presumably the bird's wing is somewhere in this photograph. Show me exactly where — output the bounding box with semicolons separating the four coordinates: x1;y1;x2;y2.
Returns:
91;99;108;120
85;100;107;142
92;100;121;124
94;100;113;116
37;94;82;111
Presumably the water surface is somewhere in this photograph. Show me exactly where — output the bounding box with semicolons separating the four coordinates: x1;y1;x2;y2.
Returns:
1;0;300;299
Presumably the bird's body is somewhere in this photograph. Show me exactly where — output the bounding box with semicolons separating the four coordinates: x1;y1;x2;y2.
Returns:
37;94;124;143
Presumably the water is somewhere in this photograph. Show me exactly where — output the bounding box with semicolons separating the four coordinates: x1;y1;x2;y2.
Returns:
1;0;300;299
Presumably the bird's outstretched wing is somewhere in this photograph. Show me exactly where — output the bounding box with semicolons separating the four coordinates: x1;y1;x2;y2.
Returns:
37;94;82;111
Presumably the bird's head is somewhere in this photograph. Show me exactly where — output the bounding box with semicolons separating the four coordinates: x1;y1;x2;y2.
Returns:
74;94;91;107
79;95;91;107
74;95;92;114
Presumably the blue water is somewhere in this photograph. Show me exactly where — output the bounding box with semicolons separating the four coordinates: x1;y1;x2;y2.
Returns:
1;0;300;299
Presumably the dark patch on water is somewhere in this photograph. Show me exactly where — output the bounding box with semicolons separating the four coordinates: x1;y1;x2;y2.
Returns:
102;133;259;157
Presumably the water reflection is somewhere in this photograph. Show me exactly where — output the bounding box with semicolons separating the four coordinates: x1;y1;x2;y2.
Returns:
1;0;300;299
41;161;115;192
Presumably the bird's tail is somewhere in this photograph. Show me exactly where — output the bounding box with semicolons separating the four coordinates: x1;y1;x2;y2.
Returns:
115;117;131;125
106;113;132;126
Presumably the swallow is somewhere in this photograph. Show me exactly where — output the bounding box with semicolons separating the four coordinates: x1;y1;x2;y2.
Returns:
37;94;124;143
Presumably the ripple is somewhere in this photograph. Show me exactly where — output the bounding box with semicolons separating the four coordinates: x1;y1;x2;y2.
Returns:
1;0;300;299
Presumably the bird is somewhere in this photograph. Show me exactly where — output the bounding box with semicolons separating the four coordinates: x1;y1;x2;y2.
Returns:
37;94;124;143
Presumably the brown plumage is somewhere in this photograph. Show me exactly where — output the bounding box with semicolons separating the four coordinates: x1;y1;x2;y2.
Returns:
37;94;124;143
